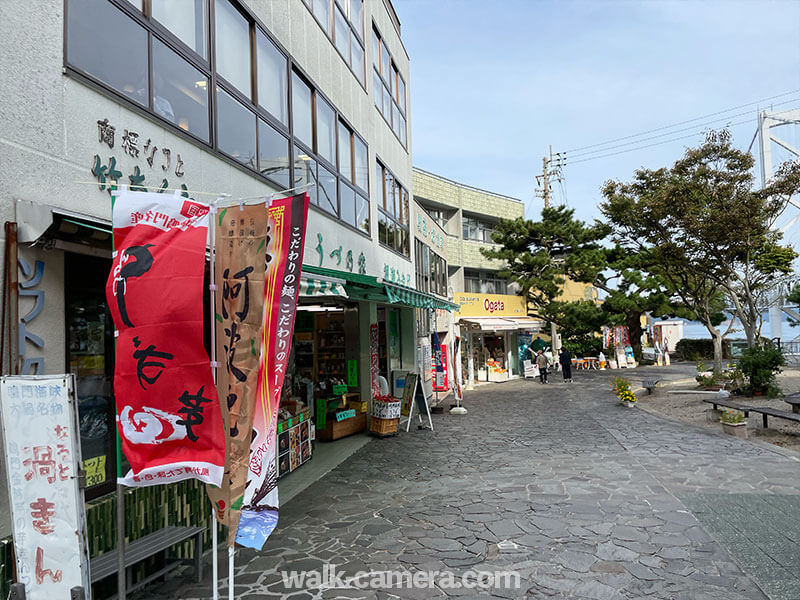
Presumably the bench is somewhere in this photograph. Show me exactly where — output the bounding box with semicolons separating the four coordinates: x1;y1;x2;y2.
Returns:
702;398;751;417
749;407;800;429
642;379;661;395
91;525;204;594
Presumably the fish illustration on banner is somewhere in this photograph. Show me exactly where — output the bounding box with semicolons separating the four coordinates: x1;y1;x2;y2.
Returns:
205;203;268;546
106;189;225;486
236;193;309;549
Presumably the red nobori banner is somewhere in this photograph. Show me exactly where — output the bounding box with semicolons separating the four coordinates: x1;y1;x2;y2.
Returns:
236;193;309;550
106;189;224;487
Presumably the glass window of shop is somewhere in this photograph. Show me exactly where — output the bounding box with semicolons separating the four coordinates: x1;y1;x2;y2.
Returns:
65;0;370;233
66;253;116;500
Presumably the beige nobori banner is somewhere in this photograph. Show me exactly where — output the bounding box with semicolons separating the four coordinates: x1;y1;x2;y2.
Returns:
206;203;268;546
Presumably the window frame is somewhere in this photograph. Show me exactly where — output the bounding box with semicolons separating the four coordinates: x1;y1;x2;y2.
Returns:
63;0;370;236
371;23;407;148
376;158;409;258
302;0;366;89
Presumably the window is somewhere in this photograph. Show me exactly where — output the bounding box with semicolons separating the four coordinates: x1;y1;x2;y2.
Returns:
66;0;149;106
316;97;336;165
317;165;338;215
377;161;409;257
422;206;448;229
292;73;313;148
465;270;507;295
258;119;290;188
152;0;207;58
338;121;353;182
64;0;370;235
217;86;256;167
306;0;364;83
372;27;407;146
353;136;368;192
215;0;250;95
293;146;318;207
152;39;210;141
415;240;447;296
462;216;496;242
256;30;288;125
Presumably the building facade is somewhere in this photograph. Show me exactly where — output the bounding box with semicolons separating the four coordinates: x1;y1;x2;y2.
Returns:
412;168;541;385
0;0;452;589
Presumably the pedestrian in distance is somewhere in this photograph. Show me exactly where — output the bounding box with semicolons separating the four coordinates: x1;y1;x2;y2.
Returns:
559;347;573;382
536;349;548;384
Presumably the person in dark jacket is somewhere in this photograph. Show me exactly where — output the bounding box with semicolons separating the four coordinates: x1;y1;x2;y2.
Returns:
559;347;573;383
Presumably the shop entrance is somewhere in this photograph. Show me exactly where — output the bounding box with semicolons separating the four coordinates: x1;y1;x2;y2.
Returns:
64;252;116;500
279;299;363;484
470;332;509;382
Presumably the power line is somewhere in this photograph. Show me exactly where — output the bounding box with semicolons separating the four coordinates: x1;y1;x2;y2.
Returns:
567;97;800;160
564;89;800;154
566;115;759;166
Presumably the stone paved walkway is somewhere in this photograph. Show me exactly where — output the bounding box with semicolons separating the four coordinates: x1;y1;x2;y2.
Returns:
157;364;800;599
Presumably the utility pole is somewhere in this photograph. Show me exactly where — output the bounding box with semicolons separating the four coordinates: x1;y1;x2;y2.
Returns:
534;146;567;356
535;145;565;209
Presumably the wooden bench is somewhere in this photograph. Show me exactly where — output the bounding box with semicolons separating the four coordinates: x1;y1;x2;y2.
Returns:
702;398;751;417
749;407;800;429
642;379;661;395
784;392;800;414
91;525;204;594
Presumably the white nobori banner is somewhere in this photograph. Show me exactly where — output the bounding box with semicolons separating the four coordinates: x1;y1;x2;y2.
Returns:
0;375;90;599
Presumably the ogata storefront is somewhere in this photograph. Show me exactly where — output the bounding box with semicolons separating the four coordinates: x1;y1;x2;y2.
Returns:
454;293;543;384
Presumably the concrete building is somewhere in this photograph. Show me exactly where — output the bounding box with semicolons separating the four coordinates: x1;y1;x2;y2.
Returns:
412;168;542;385
0;0;457;593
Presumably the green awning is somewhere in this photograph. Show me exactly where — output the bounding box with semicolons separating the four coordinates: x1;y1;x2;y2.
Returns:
383;283;458;311
302;264;458;311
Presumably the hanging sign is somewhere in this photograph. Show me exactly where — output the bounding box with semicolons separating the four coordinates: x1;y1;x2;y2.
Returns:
347;359;358;388
206;202;268;546
237;193;310;550
0;375;90;599
370;323;380;398
106;189;224;486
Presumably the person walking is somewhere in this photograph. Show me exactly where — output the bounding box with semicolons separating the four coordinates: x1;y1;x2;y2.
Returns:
559;347;573;382
536;349;548;384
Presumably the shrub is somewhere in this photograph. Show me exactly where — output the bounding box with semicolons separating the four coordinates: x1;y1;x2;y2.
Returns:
675;338;732;361
720;410;745;424
563;337;603;357
737;345;785;392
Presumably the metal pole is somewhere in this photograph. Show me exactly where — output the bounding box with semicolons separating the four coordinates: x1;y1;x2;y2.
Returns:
7;222;19;375
228;546;235;600
111;186;127;600
212;509;218;600
209;198;222;600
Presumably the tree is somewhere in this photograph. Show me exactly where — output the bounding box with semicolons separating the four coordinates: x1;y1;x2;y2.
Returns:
601;130;800;372
483;206;682;359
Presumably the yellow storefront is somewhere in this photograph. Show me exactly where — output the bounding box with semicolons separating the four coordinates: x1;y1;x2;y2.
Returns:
453;293;543;384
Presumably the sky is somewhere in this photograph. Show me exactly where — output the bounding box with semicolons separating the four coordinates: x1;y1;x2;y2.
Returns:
393;0;800;228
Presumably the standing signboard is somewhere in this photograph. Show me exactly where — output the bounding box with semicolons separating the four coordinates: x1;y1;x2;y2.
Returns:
0;375;90;599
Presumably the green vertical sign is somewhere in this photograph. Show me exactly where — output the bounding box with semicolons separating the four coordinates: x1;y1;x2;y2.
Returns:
347;359;358;388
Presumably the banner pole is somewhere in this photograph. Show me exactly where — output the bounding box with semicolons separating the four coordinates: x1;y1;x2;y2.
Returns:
211;508;218;600
111;185;127;600
228;546;234;600
209;197;222;600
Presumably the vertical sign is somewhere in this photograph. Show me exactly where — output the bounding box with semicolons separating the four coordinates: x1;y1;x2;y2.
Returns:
431;333;448;392
106;189;224;486
369;324;380;398
237;194;309;550
206;202;268;546
0;375;90;599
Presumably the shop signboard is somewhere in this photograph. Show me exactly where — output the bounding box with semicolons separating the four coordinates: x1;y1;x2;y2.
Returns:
106;189;225;487
238;193;310;550
432;338;449;392
453;292;527;318
0;375;90;599
400;373;418;417
335;409;356;422
370;324;380;398
206;201;268;545
451;337;463;405
347;359;358;388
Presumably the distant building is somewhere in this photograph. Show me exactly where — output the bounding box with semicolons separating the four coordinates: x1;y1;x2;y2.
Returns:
412;168;541;385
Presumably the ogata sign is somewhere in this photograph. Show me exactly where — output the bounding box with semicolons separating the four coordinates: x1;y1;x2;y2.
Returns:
484;299;505;313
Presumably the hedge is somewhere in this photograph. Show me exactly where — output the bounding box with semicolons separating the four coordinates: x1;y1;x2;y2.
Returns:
674;338;731;361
